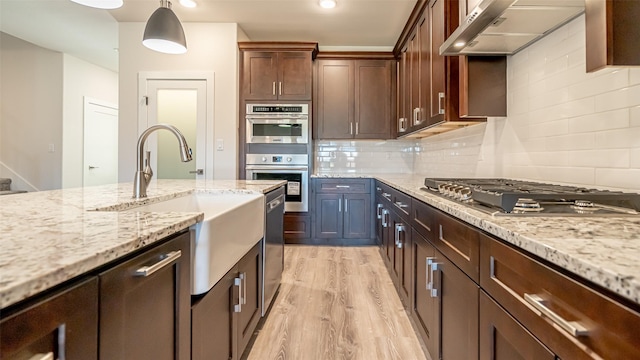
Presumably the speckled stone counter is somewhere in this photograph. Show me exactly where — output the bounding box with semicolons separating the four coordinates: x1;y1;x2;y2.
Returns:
313;173;640;306
0;179;285;309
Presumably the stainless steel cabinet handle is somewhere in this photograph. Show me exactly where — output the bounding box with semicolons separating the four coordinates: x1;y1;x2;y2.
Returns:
335;185;351;188
268;196;283;210
350;122;353;135
355;122;359;135
430;261;439;297
524;293;588;337
345;199;348;213
395;201;408;209
134;250;181;277
382;192;391;200
272;81;276;96
189;169;204;175
279;82;282;96
376;187;382;191
439;224;444;241
234;276;242;312
382;209;389;227
395;223;405;248
377;203;383;219
438;92;445;115
413;107;420;125
426;257;436;290
338;198;342;212
241;272;247;305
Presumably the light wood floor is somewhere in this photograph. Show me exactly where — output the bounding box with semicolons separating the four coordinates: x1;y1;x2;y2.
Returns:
246;245;428;360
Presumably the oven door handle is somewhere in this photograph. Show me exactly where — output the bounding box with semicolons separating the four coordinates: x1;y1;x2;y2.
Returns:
246;165;309;171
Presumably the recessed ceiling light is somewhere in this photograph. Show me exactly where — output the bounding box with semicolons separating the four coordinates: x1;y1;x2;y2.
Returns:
179;0;197;8
70;0;123;9
319;0;336;9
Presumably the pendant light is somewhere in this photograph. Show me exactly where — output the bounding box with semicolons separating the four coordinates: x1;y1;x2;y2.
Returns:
70;0;123;9
142;0;187;54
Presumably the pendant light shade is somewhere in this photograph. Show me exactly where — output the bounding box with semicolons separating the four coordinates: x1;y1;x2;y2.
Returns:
70;0;123;9
143;1;187;54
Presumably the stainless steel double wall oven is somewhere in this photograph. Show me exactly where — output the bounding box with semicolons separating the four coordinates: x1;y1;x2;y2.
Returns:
245;103;310;213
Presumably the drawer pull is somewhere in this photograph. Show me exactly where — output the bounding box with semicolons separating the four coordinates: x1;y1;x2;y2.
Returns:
430;262;440;298
377;203;383;219
234;276;242;312
426;257;436;290
394;201;408;209
336;185;351;189
376;186;382;191
524;293;589;337
395;224;405;249
382;209;389;227
134;250;181;277
382;192;391;200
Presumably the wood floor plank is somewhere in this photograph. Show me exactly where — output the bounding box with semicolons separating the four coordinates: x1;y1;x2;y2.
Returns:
247;245;428;360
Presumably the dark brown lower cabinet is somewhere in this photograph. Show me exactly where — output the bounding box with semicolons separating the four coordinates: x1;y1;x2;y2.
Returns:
0;277;99;360
437;245;479;360
99;231;191;360
314;193;372;241
283;213;311;243
191;241;263;360
412;230;439;359
389;210;412;308
479;291;554;360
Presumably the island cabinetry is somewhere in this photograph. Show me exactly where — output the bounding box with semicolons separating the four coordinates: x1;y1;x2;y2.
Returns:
312;178;374;244
314;55;395;140
192;241;263;360
0;278;99;360
480;234;640;359
239;42;318;101
99;231;191;360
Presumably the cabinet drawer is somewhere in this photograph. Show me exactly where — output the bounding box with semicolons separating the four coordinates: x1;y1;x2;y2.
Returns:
481;237;640;360
390;188;412;221
314;178;370;193
433;211;480;282
411;198;435;241
376;181;394;204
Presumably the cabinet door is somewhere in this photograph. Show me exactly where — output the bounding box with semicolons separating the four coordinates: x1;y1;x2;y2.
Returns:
237;242;263;357
397;218;413;309
397;49;409;135
191;268;238;360
413;230;439;360
315;60;354;139
381;208;393;267
433;251;479;360
418;14;431;126
278;52;313;100
343;193;371;239
0;278;98;360
479;291;555;360
389;211;403;285
242;51;278;100
429;0;446;125
99;232;190;360
284;213;311;242
315;193;343;238
375;199;384;246
409;31;421;128
354;60;392;139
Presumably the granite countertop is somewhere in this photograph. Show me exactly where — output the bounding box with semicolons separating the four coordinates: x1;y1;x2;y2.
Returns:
0;179;285;309
335;174;639;306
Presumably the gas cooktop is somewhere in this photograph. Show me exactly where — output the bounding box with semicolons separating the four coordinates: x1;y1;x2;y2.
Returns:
422;178;640;216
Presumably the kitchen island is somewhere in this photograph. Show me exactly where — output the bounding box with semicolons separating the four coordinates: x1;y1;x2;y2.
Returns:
0;179;285;310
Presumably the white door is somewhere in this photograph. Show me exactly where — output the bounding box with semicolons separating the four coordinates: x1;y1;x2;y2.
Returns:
143;78;209;179
83;98;118;186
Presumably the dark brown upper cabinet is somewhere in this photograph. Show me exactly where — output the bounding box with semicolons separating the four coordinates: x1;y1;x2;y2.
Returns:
239;42;318;101
314;54;396;140
585;0;640;72
393;0;506;139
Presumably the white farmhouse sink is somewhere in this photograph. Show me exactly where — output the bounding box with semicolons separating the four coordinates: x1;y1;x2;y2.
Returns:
126;192;264;295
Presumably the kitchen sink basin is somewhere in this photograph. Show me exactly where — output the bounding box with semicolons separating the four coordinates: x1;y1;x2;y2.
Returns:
124;192;265;295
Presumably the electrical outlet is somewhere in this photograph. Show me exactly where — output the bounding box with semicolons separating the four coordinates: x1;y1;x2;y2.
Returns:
48;143;55;153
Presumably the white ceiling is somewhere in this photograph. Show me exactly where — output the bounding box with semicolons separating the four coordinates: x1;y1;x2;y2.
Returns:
0;0;416;72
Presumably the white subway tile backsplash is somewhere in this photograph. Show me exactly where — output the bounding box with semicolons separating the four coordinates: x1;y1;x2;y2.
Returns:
568;149;630;168
568;109;629;133
545;133;595;151
595;85;640;113
595;169;640;191
595;127;640;149
314;139;414;175
630;148;640;168
568;69;629;101
630;106;640;127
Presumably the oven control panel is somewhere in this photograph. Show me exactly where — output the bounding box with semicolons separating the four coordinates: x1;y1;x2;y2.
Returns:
246;154;308;166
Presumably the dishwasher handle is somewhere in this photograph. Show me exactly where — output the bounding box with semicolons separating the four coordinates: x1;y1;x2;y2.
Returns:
267;194;285;213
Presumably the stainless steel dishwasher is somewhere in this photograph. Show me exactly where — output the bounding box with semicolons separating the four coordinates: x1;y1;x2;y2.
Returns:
263;186;285;315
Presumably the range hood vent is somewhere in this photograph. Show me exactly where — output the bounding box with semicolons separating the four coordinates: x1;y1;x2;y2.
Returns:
440;0;584;55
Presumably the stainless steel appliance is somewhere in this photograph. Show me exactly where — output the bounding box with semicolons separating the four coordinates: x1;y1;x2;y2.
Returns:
246;104;309;144
263;186;284;316
423;178;640;216
246;154;309;212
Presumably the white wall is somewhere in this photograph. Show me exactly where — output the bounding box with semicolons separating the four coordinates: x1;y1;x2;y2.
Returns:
62;54;118;189
414;15;640;192
118;22;242;182
0;32;63;191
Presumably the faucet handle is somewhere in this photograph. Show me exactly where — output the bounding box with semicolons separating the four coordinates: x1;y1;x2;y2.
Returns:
143;150;153;183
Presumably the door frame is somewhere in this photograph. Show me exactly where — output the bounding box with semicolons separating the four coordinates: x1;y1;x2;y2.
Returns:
138;72;215;180
83;96;118;186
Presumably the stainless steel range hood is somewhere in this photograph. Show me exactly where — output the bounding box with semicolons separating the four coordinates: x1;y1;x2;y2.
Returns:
440;0;585;56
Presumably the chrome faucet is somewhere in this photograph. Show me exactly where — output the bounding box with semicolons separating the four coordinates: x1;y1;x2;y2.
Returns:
133;124;192;198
